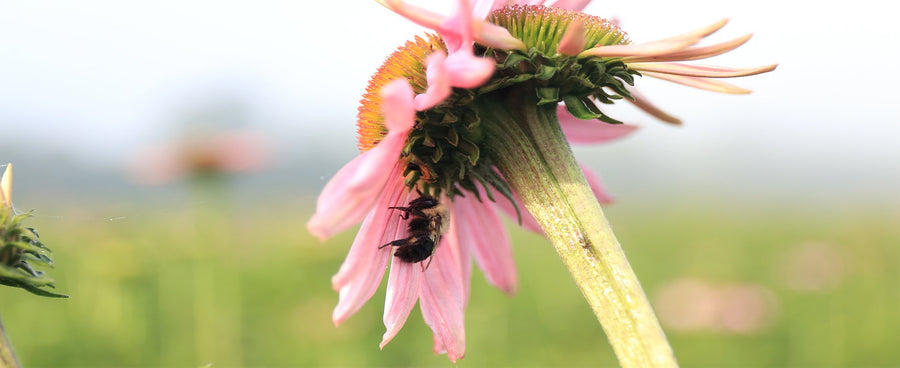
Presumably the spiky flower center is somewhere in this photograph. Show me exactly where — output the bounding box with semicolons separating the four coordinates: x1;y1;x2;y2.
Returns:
357;5;639;201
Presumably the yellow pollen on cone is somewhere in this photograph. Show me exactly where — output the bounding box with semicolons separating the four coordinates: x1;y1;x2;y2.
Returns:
356;34;446;152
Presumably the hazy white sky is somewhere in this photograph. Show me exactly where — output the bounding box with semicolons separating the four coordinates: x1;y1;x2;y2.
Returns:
0;0;898;199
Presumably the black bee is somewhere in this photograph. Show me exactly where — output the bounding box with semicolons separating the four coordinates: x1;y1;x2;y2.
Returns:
380;195;449;264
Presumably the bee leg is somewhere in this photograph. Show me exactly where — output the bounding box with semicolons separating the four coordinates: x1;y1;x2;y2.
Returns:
422;255;434;271
387;206;412;219
379;238;409;249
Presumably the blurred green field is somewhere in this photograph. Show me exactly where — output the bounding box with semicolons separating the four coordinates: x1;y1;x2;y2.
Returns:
1;197;898;367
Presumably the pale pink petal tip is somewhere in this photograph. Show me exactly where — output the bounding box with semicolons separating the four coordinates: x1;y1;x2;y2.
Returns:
580;18;729;59
380;259;422;349
445;52;495;89
630;62;779;78
557;20;586;56
381;79;417;132
414;51;452;111
642;71;753;94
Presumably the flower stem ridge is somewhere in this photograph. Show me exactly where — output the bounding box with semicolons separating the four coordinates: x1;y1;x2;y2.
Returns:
480;86;678;368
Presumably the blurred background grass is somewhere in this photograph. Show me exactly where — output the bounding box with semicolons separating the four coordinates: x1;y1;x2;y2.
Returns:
1;190;897;367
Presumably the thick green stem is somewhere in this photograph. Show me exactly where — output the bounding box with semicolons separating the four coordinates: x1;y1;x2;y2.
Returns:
480;89;677;367
0;314;21;368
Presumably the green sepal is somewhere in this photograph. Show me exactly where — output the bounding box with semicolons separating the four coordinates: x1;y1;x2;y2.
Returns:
536;87;560;106
562;95;602;119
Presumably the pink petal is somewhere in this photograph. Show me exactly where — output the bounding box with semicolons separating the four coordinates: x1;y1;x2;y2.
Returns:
629;62;778;78
381;79;417;132
444;51;496;88
455;193;518;294
547;0;592;11
625;87;683;125
307;79;415;240
307;137;407;240
419;218;467;362
580;37;698;58
580;19;729;58
641;71;752;94
579;163;615;204
380;250;423;348
654;18;729;47
624;34;753;63
557;104;639;145
414;51;452;111
331;172;410;325
375;0;444;30
557;20;586;56
438;0;476;53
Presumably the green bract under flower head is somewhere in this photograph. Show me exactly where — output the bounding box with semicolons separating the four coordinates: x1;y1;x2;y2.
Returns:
358;5;637;201
0;210;67;298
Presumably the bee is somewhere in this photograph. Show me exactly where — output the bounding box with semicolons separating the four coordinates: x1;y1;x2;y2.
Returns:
379;194;449;265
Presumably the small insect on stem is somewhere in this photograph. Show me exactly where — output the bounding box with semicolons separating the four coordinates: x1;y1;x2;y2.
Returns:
380;194;449;269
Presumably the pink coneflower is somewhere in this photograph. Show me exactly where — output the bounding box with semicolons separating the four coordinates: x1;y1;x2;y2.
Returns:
308;0;774;363
129;129;270;186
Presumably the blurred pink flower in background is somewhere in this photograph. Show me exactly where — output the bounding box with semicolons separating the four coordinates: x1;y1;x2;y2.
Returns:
654;278;779;335
129;129;270;185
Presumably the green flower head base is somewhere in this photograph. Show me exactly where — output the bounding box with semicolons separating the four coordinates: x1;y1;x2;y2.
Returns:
0;164;67;298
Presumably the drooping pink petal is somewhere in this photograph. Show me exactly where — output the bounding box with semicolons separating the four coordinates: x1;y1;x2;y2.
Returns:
381;247;423;348
380;79;417;132
547;0;592;11
579;163;615;204
375;0;444;30
419;216;467;362
629;62;778;78
306;134;408;240
307;79;416;240
624;34;753;63
438;0;476;53
625;87;683;125
332;168;410;325
557;20;586;56
641;71;752;94
444;51;496;88
557;104;639;145
455;192;518;294
414;51;452;111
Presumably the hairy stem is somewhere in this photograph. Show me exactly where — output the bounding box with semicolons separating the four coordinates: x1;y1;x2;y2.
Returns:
0;314;21;368
480;89;677;367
